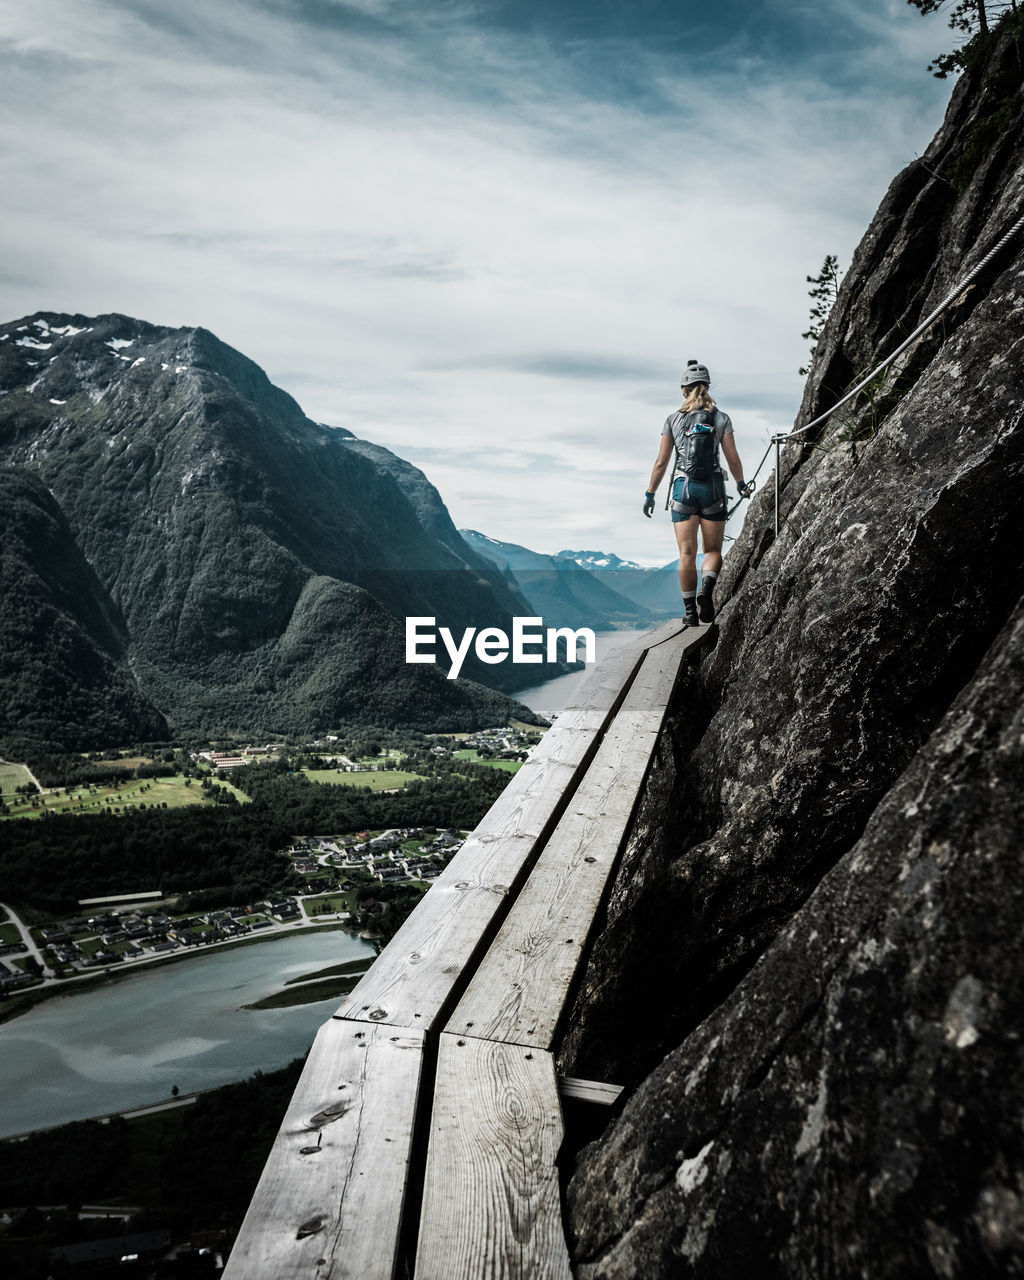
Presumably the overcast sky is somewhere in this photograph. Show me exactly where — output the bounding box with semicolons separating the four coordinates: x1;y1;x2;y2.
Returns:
1;0;952;563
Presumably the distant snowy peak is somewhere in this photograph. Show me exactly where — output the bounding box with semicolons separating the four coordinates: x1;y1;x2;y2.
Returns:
556;549;645;572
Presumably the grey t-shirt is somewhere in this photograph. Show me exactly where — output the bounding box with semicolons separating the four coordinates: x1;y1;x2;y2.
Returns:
662;407;734;480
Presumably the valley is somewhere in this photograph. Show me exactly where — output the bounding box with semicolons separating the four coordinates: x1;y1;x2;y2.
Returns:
0;724;541;1013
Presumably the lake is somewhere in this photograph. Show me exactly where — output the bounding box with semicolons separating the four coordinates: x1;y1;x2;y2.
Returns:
514;627;651;717
0;629;661;1137
0;930;375;1137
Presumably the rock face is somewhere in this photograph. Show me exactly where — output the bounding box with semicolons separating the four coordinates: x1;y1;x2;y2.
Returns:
564;19;1024;1278
0;316;550;743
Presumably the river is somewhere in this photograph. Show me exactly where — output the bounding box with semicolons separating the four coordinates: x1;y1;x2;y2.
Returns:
0;636;653;1138
514;627;650;718
0;930;374;1138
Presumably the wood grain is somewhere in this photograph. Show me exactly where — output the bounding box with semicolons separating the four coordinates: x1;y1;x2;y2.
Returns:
558;1077;624;1106
227;620;703;1280
446;631;696;1050
333;638;660;1030
414;1035;572;1280
222;1020;425;1280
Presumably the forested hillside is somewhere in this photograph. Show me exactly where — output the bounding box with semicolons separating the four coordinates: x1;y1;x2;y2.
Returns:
0;468;167;748
0;316;550;749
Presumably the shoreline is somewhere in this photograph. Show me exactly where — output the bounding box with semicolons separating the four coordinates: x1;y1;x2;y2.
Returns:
0;919;369;1026
3;1083;215;1143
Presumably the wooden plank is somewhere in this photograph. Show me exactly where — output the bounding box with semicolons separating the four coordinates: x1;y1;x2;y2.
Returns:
222;1021;425;1280
414;1035;572;1280
558;1077;624;1106
556;620;682;714
334;644;656;1030
447;631;693;1050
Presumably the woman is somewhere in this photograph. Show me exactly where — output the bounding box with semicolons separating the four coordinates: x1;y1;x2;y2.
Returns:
643;360;751;626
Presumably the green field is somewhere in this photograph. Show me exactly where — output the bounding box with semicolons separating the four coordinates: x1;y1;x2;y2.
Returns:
0;922;22;945
304;890;366;916
0;762;36;796
452;749;522;774
0;774;250;821
304;768;424;791
284;958;368;985
243;972;368;1010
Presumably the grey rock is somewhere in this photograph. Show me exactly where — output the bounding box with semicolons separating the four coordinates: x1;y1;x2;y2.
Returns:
564;18;1024;1277
568;600;1024;1278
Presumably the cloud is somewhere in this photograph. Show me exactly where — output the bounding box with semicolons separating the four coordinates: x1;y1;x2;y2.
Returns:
0;0;953;562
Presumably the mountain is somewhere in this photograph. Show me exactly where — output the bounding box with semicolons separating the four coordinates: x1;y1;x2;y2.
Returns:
0;468;168;750
0;315;551;743
564;17;1024;1276
460;530;648;629
555;548;686;617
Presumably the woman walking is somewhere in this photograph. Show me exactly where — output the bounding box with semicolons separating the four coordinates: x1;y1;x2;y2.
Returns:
643;360;751;626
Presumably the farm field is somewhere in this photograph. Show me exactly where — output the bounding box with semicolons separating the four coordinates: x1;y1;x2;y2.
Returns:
452;749;522;773
1;774;250;821
303;768;424;791
0;762;36;796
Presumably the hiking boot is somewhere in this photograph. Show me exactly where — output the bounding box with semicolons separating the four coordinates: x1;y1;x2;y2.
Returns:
697;576;716;624
683;605;700;629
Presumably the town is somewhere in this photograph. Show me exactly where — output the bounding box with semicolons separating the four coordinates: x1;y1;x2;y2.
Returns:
0;824;470;996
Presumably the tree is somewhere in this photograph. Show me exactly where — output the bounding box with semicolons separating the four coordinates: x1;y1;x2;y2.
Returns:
906;0;1017;76
799;254;843;377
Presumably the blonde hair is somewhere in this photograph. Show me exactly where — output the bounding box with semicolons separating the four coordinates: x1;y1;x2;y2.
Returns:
681;383;716;413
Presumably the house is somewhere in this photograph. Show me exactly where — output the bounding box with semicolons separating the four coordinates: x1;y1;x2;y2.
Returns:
374;866;405;883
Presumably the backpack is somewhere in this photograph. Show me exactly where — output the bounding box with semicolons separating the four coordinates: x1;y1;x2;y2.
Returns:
675;409;720;482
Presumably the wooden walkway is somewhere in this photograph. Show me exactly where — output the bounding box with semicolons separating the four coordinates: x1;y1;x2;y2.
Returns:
223;620;711;1280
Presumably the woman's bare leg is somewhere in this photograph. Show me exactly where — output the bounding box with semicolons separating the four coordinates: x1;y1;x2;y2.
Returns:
699;518;725;575
673;518;700;595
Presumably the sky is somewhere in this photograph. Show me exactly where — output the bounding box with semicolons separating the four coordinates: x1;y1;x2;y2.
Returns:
1;0;953;564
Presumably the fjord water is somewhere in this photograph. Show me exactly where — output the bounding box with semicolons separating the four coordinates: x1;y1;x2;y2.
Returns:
0;931;375;1137
514;628;650;717
0;629;653;1138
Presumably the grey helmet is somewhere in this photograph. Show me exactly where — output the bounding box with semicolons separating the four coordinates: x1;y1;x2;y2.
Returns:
681;359;711;387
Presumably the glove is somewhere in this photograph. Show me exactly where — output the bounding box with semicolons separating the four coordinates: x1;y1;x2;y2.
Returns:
643;490;656;518
737;481;755;499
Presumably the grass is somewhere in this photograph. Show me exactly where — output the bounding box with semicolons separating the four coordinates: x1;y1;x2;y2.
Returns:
243;973;367;1010
0;774;250;821
303;768;424;791
452;749;522;774
302;893;350;915
304;890;363;916
0;922;22;944
0;761;36;796
283;958;369;985
511;719;546;734
207;778;251;804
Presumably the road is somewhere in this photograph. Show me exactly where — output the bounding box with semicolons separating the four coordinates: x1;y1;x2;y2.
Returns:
2;899;353;996
0;900;51;977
